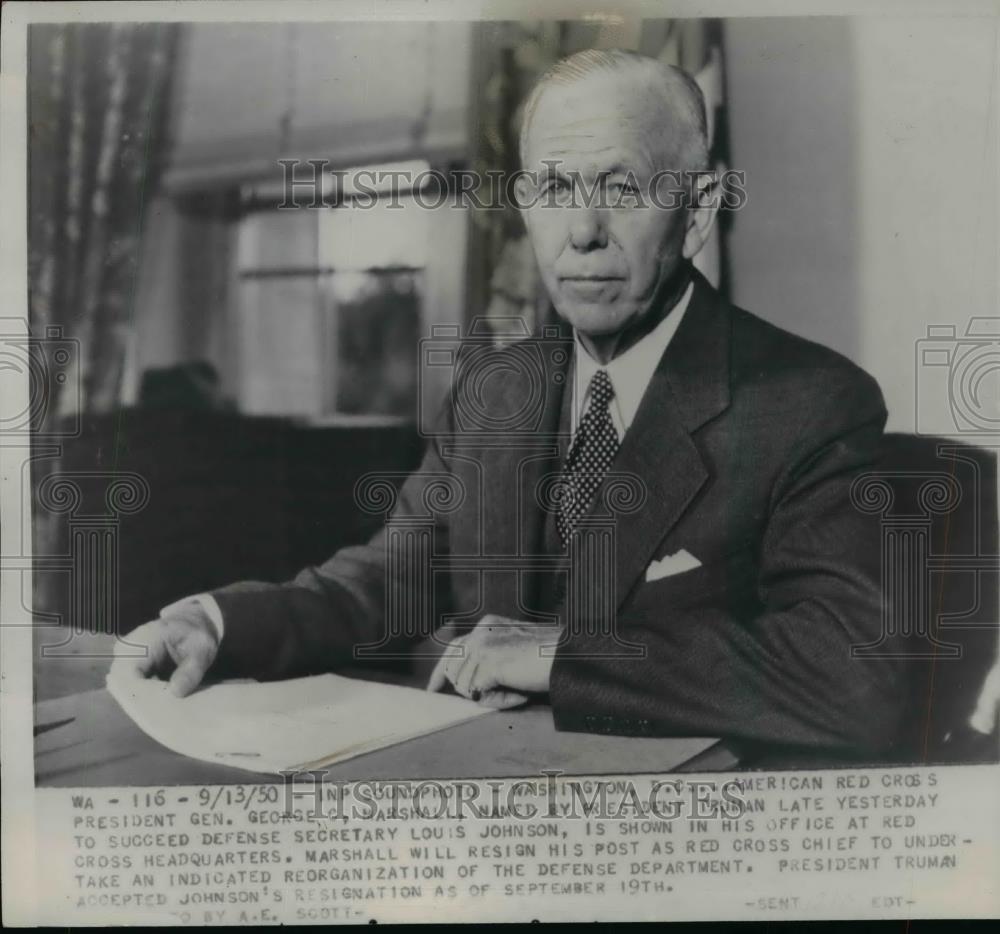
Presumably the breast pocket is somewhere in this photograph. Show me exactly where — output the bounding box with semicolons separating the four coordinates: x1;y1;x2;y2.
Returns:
635;546;758;609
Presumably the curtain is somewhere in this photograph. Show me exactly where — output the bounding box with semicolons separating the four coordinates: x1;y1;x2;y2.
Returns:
27;23;180;624
469;19;729;334
28;22;180;419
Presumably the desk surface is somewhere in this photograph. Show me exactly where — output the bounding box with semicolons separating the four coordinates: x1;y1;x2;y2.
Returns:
34;687;737;787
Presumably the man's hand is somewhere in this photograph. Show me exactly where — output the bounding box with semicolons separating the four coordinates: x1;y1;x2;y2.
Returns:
427;616;561;709
110;603;219;697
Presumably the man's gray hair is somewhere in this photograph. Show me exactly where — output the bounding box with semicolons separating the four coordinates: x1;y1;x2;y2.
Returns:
518;48;710;172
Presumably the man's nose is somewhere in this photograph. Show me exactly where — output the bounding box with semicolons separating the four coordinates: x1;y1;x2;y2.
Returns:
568;207;607;252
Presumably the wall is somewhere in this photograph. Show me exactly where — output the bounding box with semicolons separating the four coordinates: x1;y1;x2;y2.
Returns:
724;16;999;433
167;21;472;189
122;195;235;406
132;17;999;431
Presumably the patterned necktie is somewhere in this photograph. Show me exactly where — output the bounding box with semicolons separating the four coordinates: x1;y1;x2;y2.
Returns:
556;369;620;547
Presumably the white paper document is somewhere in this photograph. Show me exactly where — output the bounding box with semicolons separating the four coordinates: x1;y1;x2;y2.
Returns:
106;669;492;773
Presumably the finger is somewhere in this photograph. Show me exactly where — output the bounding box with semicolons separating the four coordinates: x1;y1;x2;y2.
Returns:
427;643;462;693
477;689;528;710
168;655;209;698
431;638;467;691
111;622;166;677
427;655;449;692
443;649;464;685
454;655;480;700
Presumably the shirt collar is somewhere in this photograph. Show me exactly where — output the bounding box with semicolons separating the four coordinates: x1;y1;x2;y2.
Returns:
573;279;695;434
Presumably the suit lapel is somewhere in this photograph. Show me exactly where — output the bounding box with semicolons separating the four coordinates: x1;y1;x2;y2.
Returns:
469;329;572;616
583;271;733;612
468;274;731;618
515;347;571;561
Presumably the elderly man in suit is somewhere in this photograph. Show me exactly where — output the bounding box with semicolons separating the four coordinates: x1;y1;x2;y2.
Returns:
116;49;912;756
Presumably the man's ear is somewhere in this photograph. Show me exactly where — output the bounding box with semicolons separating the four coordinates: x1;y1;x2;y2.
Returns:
681;170;719;261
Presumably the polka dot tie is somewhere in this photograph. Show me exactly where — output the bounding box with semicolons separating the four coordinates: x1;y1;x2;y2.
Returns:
556;369;620;547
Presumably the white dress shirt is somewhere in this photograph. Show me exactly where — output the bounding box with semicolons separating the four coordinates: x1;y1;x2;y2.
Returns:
572;279;693;439
160;592;226;641
164;281;694;644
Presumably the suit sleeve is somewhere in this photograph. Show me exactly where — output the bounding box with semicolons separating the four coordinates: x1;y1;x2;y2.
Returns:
549;369;910;754
207;412;455;682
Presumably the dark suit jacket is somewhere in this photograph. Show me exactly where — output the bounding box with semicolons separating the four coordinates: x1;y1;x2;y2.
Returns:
210;270;910;756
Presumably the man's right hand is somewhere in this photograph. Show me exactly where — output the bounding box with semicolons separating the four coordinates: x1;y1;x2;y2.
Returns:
111;603;219;697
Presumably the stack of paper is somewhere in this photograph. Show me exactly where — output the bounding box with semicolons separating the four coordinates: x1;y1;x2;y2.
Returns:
106;669;492;773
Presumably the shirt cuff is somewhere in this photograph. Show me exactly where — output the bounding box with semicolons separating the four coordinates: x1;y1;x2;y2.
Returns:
159;593;225;643
968;665;1000;735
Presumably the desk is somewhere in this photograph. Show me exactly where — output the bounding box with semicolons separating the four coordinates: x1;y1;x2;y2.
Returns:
34;688;738;787
33;631;739;785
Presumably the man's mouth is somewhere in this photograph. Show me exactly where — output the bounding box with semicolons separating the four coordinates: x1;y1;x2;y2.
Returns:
558;276;625;302
559;275;625;282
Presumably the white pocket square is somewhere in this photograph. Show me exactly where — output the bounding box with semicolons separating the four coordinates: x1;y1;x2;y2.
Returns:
645;549;703;582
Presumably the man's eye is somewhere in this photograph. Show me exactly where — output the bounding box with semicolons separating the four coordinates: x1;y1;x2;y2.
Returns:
543;177;570;194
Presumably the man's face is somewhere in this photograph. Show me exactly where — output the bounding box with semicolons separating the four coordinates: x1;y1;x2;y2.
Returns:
520;73;694;338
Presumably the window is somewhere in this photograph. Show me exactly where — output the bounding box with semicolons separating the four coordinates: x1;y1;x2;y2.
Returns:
233;163;434;423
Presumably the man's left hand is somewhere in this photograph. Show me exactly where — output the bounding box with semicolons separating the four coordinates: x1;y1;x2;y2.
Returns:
426;616;561;709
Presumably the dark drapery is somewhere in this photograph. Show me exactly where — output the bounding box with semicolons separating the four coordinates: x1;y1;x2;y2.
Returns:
27;23;180;624
28;22;180;418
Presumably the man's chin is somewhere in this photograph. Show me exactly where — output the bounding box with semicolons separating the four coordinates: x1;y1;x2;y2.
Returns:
552;302;632;337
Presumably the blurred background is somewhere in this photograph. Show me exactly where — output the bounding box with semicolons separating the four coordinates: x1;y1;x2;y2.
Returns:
26;15;734;619
27;15;999;431
24;16;998;755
